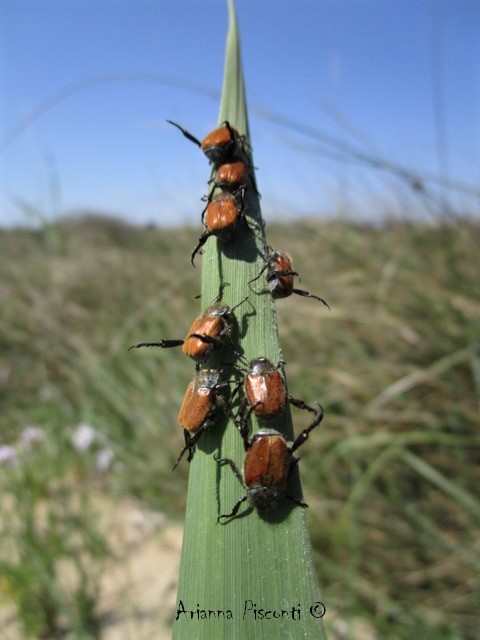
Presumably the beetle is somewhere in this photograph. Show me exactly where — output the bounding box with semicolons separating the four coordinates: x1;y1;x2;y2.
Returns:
174;368;234;469
215;404;324;521
249;247;329;308
213;160;250;193
128;284;247;365
205;159;260;204
231;357;323;425
167;119;248;166
191;189;247;266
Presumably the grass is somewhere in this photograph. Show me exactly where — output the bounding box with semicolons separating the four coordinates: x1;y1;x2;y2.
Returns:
0;213;479;638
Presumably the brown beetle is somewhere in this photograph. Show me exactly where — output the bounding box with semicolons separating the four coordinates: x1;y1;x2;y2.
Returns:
129;284;247;365
213;161;250;192
206;159;260;204
249;247;329;308
167;119;248;166
191;189;247;266
233;357;323;425
174;368;233;469
215;404;324;521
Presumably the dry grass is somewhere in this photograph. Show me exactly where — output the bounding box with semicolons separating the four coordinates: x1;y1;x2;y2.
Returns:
0;214;479;639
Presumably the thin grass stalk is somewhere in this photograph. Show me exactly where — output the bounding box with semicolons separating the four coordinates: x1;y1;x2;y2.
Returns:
173;2;326;638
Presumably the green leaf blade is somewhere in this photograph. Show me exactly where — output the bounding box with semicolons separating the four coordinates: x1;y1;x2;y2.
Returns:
173;2;326;638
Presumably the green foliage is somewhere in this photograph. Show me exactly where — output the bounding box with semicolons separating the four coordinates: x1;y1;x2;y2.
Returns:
1;213;479;638
0;425;109;638
2;3;477;638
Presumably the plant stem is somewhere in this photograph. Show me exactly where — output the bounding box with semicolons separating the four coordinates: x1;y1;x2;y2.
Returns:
173;2;326;637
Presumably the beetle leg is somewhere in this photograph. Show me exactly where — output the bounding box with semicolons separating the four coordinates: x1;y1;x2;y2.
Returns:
236;187;258;235
222;119;247;157
226;333;242;358
205;184;216;204
212;281;231;304
284;457;309;508
174;405;218;470
166;120;202;148
215;454;249;523
240;213;263;237
292;288;330;309
217;496;248;523
172;431;195;470
287;395;319;416
233;185;263;236
289;403;324;455
214;391;237;426
222;120;236;142
247;262;268;286
189;333;223;349
214;454;244;484
128;339;184;351
215;393;237;423
219;121;250;157
225;296;250;354
228;379;243;402
285;494;308;509
289;455;300;468
200;201;208;225
235;186;246;215
172;428;203;470
270;269;300;279
191;231;211;266
226;379;245;413
235;398;256;450
245;171;260;198
228;294;249;315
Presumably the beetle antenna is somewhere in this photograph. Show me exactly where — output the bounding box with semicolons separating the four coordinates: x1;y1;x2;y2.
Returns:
128;339;184;351
292;288;330;309
166;120;201;148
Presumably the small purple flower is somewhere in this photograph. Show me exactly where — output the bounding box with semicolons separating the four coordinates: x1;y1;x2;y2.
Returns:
71;424;97;451
95;448;114;472
20;427;45;447
0;445;19;467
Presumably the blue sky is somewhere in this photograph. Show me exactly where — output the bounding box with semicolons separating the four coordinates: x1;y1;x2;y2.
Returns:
1;0;479;227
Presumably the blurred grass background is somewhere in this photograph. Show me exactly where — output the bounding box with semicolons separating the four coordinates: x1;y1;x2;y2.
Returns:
0;212;479;638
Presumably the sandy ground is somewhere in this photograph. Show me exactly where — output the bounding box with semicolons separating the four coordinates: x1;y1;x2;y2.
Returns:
0;497;182;640
0;496;376;639
99;501;182;640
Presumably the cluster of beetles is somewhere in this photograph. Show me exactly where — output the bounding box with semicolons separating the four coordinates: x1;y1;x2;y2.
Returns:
130;119;328;522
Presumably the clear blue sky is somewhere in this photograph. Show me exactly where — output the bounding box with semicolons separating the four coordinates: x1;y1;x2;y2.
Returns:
1;0;479;227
